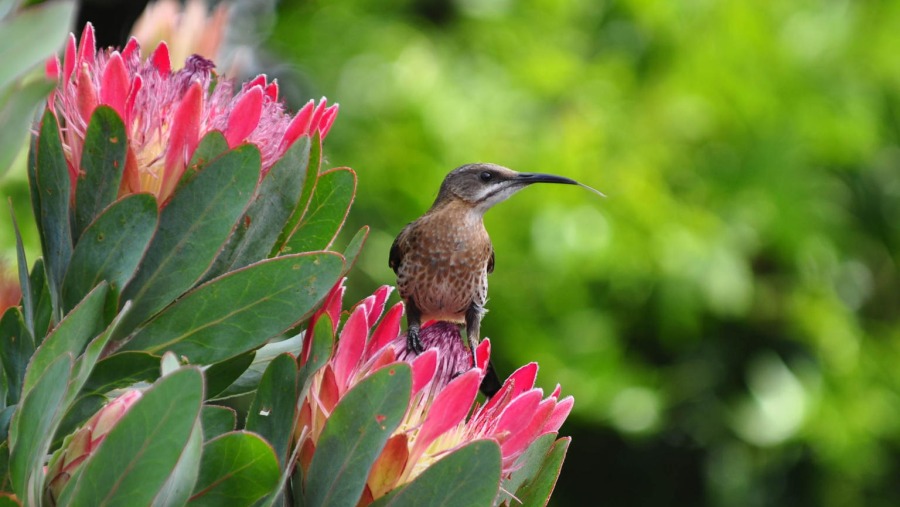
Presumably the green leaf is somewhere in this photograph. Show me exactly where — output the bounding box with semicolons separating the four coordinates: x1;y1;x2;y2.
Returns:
59;368;205;507
494;433;555;507
272;133;321;256
0;78;54;176
119;252;343;364
370;440;502;507
513;437;570;507
186;131;229;177
115;145;261;337
0;307;32;406
0;440;10;494
8;354;72;503
246;353;297;469
21;283;107;396
152;418;203;507
83;352;160;395
63;194;158;313
72;106;129;241
0;0;75;91
200;405;236;442
203;136;312;280
27;259;51;345
304;364;412;507
340;226;369;276
282;168;356;255
188;432;279;507
297;316;334;399
204;351;255;400
32;108;73;321
9;204;32;339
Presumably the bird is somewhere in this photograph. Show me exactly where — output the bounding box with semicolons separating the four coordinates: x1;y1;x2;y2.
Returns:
389;162;603;395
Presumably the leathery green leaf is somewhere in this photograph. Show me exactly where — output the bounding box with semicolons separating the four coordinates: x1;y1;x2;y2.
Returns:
282;168;356;255
0;307;32;406
200;405;236;442
72;106;128;241
188;432;279;507
371;440;501;507
204;136;312;280
8;354;72;504
33;108;73;320
304;364;411;507
59;368;204;507
62;194;158;313
513;436;570;507
21;283;107;396
115;144;260;338
119;252;343;364
246;353;297;469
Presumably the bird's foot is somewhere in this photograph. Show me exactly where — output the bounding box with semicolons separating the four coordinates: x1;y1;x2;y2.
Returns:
406;327;424;354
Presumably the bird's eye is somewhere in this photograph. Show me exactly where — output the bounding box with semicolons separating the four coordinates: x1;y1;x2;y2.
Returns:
479;171;493;182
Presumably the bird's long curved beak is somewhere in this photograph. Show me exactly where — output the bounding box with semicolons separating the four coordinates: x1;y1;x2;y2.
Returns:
515;172;606;197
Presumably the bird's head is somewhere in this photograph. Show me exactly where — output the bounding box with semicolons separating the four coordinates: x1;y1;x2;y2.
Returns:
432;163;602;215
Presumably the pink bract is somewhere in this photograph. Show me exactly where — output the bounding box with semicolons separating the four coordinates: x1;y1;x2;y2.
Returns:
47;23;338;205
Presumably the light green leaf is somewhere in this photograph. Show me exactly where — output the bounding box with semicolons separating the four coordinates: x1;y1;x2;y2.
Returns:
115;145;261;337
188;432;279;507
72;106;129;241
119;252;343;364
63;194;157;312
59;368;204;507
371;440;501;507
0;0;75;91
304;364;411;507
282;168;356;255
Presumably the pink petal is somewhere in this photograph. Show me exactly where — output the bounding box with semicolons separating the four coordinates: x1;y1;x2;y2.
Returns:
150;42;171;75
308;98;329;133
367;348;397;373
493;390;543;446
224;85;264;148
279;99;316;151
551;384;561;398
246;75;267;90
77;23;96;68
474;339;491;371
483;362;537;413
161;80;202;200
333;306;369;393
410;349;437;395
319;105;339;138
370;285;393;325
100;52;130;118
544;395;574;434
75;66;98;126
355;295;376;326
500;397;554;458
45;56;60;80
368;303;403;355
125;74;143;124
63;33;76;83
122;37;140;60
265;81;279;101
410;369;481;462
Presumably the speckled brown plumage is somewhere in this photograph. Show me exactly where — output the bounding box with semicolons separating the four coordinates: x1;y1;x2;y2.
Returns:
391;199;494;326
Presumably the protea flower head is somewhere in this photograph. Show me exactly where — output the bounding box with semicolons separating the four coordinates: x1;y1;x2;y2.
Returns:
44;390;143;505
46;23;338;204
296;280;574;505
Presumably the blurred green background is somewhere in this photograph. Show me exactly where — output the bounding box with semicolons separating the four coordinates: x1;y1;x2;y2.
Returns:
267;1;900;506
4;0;900;505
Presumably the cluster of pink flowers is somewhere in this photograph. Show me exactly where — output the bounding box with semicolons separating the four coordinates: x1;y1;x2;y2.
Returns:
296;281;573;504
46;23;338;204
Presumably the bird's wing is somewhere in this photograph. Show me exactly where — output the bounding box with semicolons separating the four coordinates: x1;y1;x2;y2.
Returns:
487;246;495;274
389;225;408;274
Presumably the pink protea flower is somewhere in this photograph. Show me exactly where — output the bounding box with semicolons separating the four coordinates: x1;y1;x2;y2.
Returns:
46;23;338;204
44;390;143;505
296;280;574;505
